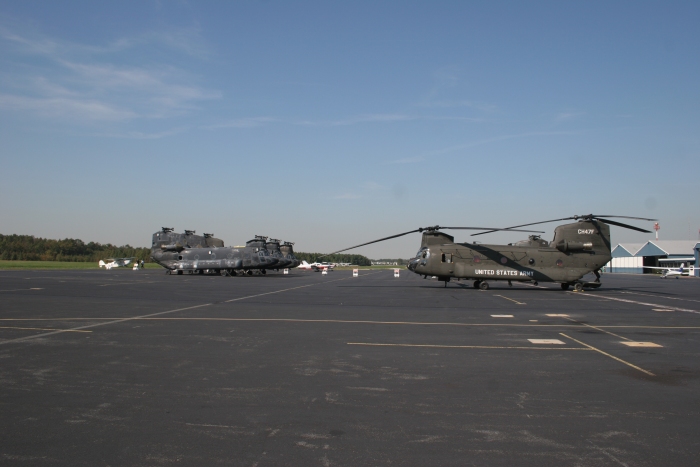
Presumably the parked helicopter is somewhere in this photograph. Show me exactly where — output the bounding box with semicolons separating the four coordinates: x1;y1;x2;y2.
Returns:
323;215;656;291
280;241;301;268
151;228;281;275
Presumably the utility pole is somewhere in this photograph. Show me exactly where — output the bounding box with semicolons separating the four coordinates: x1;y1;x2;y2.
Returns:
654;222;660;241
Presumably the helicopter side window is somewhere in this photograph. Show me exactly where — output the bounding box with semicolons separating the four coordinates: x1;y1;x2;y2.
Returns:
441;253;452;263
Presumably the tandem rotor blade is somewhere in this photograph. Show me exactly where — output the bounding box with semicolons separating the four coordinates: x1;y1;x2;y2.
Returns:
441;227;544;233
595;218;653;233
320;226;544;257
471;214;657;236
319;228;424;257
470;217;577;236
588;215;657;221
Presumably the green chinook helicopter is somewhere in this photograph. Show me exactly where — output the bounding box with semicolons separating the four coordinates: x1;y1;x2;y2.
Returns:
324;215;656;291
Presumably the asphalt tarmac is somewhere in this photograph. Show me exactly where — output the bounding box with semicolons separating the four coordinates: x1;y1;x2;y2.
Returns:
0;268;698;466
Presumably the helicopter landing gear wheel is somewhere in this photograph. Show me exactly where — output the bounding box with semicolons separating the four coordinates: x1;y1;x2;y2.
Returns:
508;280;513;287
473;280;481;289
574;283;583;292
177;270;183;275
560;283;570;290
245;270;253;276
479;281;490;290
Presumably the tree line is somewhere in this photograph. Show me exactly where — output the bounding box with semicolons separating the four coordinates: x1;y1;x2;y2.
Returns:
0;234;372;266
0;234;151;262
292;252;372;266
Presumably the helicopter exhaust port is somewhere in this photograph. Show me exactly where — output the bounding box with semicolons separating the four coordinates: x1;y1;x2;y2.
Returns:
555;241;593;253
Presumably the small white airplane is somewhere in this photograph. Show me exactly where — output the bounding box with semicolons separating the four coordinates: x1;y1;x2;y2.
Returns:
99;257;138;270
296;260;336;272
642;263;695;279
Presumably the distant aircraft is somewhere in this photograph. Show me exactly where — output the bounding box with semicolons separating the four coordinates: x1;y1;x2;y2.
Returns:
297;261;336;272
99;257;137;270
642;263;694;279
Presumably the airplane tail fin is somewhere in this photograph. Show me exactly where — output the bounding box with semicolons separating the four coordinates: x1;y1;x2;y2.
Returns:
99;260;106;268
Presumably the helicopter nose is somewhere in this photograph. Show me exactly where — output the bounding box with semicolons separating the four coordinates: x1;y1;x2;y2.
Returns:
407;258;419;271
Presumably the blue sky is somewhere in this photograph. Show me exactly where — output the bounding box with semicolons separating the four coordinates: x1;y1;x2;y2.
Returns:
1;1;698;257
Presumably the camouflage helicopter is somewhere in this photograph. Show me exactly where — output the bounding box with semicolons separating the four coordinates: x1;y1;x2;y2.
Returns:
280;242;301;268
151;228;280;275
264;238;292;270
324;215;656;291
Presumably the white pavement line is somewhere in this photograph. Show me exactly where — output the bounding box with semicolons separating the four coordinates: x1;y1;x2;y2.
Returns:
347;342;591;350
560;333;655;377
0;274;366;346
528;339;565;345
494;294;526;305
0;326;91;333
0;288;44;292
0;303;213;345
564;317;632;341
571;292;700;314
622;291;700;304
222;274;359;303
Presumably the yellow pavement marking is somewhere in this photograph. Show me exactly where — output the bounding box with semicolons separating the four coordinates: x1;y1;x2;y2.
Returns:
564;317;632;341
620;342;663;348
0;288;44;292
0;318;699;331
0;326;91;333
559;333;655;376
347;342;590;350
494;295;526;305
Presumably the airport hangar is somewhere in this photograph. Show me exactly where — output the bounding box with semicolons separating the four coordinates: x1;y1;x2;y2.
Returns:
605;240;700;276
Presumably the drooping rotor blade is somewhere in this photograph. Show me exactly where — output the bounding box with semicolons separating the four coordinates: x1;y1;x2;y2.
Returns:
441;227;544;233
470;217;577;236
319;228;424;257
471;214;657;237
595;218;652;233
589;215;658;221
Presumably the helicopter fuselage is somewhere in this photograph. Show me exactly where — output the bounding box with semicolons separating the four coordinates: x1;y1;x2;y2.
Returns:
150;230;278;273
407;220;612;286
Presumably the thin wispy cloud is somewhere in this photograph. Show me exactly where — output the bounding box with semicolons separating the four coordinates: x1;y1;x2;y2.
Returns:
0;27;219;123
427;131;583;157
555;111;585;122
386;156;424;165
417;100;498;113
205;117;279;129
0;94;136;121
100;127;188;140
297;114;415;127
333;193;361;200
